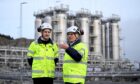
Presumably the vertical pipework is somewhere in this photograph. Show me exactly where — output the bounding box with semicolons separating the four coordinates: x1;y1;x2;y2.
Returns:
53;4;69;42
33;6;122;63
108;15;120;60
34;11;45;40
43;10;54;38
44;16;52;24
76;9;90;49
69;19;75;26
34;17;42;40
59;14;67;42
81;17;89;48
67;14;76;27
43;9;54;24
90;11;102;58
105;22;110;60
101;19;108;59
94;19;101;56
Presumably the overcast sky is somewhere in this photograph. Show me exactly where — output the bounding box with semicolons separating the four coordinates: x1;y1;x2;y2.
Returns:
0;0;140;63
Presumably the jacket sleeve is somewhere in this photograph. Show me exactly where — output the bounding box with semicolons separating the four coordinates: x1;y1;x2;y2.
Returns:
65;47;83;62
53;43;59;65
54;58;59;65
27;42;35;66
27;58;33;66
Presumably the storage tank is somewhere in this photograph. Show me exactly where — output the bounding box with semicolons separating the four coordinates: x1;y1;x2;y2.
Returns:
108;14;120;60
34;11;44;40
90;11;102;57
43;8;53;24
101;18;108;59
43;8;54;38
67;13;76;27
76;8;90;49
53;4;69;43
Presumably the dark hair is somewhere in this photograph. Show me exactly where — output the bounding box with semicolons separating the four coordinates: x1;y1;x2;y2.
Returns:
79;29;84;35
37;26;41;32
77;29;84;35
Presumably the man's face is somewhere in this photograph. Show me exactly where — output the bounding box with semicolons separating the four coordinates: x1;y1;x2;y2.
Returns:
67;32;77;42
42;28;51;40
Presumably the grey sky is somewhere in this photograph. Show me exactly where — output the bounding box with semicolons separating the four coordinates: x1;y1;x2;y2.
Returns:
0;0;140;62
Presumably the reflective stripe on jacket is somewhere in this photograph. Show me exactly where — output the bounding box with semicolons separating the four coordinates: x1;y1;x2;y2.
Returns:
63;42;88;84
27;41;58;78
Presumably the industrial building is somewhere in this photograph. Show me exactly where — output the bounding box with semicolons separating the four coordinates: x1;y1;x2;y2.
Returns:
0;4;140;84
34;4;120;61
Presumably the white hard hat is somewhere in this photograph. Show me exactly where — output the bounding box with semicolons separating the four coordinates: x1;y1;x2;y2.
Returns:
66;26;80;34
40;22;52;30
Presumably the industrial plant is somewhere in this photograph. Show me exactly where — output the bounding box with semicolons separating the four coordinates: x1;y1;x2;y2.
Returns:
0;4;140;84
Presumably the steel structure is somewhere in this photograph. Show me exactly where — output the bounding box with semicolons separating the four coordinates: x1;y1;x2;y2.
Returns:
34;4;121;61
0;46;140;83
1;4;139;84
108;14;121;60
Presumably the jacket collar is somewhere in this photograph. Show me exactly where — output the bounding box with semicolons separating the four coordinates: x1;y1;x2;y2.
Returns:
37;37;53;44
69;39;81;47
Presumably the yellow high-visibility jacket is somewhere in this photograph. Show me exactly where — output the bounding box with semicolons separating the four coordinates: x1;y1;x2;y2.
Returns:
27;39;59;78
63;41;88;84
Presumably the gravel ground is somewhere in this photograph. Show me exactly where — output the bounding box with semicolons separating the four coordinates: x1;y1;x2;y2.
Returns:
0;79;140;84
